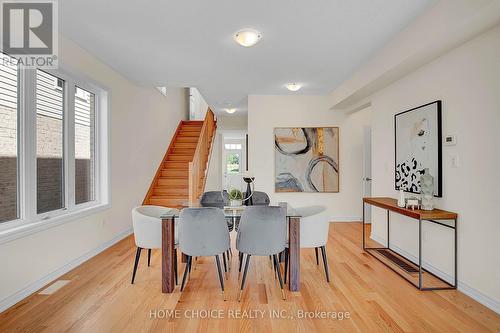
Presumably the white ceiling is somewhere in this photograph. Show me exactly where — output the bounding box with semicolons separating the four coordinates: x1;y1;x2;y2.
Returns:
60;0;435;114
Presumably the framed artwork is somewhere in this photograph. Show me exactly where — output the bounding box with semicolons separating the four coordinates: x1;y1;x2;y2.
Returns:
274;127;339;193
395;100;442;197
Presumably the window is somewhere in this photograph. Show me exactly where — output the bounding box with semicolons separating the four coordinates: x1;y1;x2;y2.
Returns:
74;87;95;205
156;86;167;96
226;153;240;174
0;52;109;231
36;70;65;214
224;143;241;150
0;53;19;223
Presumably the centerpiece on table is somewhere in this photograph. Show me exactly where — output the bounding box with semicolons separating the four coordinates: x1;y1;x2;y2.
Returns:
228;188;243;206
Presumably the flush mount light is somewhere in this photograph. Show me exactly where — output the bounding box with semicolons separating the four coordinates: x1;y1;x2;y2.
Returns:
225;108;236;114
286;83;302;92
234;29;262;47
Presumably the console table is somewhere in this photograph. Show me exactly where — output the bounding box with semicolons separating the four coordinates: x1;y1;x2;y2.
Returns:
362;197;457;291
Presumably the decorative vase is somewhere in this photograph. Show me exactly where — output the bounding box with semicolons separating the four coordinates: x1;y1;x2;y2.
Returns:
420;168;434;211
397;189;405;208
230;199;242;207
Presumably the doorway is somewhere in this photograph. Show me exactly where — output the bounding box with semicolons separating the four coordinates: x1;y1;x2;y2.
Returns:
221;132;247;191
363;126;372;222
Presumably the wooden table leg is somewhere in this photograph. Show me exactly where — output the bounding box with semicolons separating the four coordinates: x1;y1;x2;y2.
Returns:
162;216;175;293
288;217;300;291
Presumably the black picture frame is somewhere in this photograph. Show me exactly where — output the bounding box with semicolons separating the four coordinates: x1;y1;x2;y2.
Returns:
394;100;442;197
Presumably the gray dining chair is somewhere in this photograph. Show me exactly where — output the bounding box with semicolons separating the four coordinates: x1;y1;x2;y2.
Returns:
250;191;270;206
200;190;233;272
235;191;270;232
200;191;228;209
178;207;230;300
236;206;287;301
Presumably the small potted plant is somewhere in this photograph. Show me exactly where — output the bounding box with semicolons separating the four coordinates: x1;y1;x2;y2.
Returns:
228;188;243;207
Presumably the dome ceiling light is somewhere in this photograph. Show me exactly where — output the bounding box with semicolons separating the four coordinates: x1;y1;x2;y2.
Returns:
286;83;303;92
234;29;262;47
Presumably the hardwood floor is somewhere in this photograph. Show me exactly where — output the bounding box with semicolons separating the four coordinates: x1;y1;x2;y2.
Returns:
1;223;498;332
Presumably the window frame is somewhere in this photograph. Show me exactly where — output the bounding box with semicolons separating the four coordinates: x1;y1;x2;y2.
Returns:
73;85;98;206
0;60;110;242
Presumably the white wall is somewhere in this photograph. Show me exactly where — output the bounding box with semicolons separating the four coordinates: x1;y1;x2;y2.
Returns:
189;88;209;120
329;0;500;109
369;24;500;311
248;95;371;221
205;115;248;191
0;36;188;310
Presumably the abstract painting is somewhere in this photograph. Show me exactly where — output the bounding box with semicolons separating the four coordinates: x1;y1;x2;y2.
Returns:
275;127;339;193
395;100;442;197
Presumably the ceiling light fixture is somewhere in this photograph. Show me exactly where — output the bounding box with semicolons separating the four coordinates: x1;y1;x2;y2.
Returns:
234;29;262;47
225;108;236;114
286;83;303;92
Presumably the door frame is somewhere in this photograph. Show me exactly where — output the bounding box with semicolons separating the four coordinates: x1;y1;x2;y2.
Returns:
220;130;247;190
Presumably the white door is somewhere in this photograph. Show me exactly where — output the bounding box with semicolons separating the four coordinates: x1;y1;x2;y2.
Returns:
362;126;372;222
222;138;246;191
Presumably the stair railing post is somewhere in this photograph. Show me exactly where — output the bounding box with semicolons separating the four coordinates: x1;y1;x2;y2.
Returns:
188;162;194;205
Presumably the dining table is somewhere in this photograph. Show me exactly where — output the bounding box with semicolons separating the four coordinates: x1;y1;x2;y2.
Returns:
160;204;302;293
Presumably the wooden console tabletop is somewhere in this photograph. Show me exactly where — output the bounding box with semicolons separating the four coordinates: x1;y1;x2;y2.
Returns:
363;197;457;220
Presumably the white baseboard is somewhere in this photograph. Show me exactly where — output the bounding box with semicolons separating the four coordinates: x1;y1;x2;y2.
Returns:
329;216;362;222
370;234;500;314
0;228;133;314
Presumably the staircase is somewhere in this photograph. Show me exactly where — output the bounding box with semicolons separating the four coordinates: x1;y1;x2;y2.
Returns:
143;109;216;208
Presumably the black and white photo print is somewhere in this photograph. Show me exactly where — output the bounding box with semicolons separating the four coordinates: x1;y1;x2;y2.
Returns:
395;101;442;197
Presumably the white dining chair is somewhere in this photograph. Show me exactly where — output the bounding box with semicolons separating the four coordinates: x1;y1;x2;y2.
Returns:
284;205;330;282
131;205;178;284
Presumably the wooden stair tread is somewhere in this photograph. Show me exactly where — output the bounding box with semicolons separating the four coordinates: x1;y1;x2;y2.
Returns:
160;170;188;177
153;192;187;197
159;175;188;179
170;150;196;155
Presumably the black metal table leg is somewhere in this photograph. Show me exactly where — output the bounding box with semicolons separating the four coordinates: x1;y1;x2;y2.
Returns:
454;218;458;288
387;210;390;248
418;218;422;290
362;201;365;250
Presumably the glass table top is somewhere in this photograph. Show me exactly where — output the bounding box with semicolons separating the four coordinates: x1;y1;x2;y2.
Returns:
161;203;301;218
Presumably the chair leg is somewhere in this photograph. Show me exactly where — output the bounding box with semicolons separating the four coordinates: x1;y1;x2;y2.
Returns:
320;246;330;282
222;252;228;278
284;248;289;284
188;256;192;278
131;247;142;284
272;256;277;279
174;249;178;285
226;250;231;270
215;255;225;300
273;254;286;300
148;249;152;267
238;254;251;301
238;252;244;273
181;256;192;292
315;247;319;265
